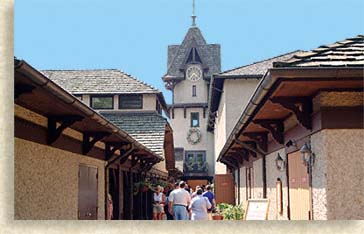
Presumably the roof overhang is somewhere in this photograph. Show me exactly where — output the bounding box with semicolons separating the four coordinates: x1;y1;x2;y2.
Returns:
15;58;163;164
218;67;364;165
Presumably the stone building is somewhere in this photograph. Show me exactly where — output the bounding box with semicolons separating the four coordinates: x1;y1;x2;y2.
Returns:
162;19;221;185
14;59;164;220
217;35;364;219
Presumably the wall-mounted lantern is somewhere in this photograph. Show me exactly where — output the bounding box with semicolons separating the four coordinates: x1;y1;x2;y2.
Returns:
300;142;315;167
275;153;286;171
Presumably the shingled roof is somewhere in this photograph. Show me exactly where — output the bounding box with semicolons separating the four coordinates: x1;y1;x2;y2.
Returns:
216;51;302;78
101;112;168;158
163;27;221;80
207;50;302;132
274;35;364;67
41;69;160;94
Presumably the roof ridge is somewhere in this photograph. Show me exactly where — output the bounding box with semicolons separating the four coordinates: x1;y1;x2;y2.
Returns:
218;50;303;75
118;70;160;92
41;68;120;72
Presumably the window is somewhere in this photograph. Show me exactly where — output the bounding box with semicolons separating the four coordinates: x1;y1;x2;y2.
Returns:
191;112;199;127
184;151;207;173
119;94;143;109
174;148;184;161
192;85;196;97
90;96;113;109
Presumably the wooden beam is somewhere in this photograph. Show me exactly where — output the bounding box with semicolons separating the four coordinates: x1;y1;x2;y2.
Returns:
253;119;285;145
47;115;84;145
106;143;133;165
234;138;264;156
15;84;35;99
105;142;131;160
82;132;110;155
270;96;313;130
243;131;269;152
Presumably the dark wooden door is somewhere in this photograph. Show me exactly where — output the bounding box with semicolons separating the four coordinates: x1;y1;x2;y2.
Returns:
214;174;235;205
78;164;98;220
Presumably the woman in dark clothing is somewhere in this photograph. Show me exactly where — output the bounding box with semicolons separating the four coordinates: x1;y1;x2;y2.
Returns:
164;187;174;220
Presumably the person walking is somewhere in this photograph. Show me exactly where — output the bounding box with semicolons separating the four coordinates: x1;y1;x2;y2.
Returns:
164;185;174;220
153;185;165;220
168;181;191;220
189;188;212;220
202;185;216;220
191;186;201;199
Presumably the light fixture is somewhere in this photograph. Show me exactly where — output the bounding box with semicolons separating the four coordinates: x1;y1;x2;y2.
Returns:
285;139;297;147
300;143;315;167
128;155;132;160
275;153;285;171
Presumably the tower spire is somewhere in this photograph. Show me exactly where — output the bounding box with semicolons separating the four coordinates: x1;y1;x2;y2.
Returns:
191;0;197;27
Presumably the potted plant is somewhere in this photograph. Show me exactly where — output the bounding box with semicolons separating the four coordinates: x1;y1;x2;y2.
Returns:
133;179;152;195
222;203;244;220
212;203;245;220
212;203;228;220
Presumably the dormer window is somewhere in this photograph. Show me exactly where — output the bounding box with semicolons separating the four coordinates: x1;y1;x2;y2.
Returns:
186;47;202;64
119;94;143;109
90;95;113;110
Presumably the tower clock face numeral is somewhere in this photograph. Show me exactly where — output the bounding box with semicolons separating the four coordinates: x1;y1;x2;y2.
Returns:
186;65;202;82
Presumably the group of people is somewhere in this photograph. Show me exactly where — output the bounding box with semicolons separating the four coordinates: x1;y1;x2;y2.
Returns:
152;181;216;221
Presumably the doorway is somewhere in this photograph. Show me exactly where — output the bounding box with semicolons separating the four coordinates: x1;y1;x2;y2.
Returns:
288;151;311;220
78;164;98;220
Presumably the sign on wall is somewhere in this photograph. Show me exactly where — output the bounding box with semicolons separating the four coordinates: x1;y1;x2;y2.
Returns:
244;199;270;220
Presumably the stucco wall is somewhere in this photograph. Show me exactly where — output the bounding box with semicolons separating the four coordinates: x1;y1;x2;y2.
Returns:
174;79;209;104
224;79;259;136
265;148;289;220
15;138;105;220
311;130;328;220
214;89;227;174
253;158;264;199
239;166;247;206
170;107;214;176
324;129;364;219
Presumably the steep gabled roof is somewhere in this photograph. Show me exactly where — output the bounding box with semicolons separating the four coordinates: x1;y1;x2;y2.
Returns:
217;51;303;78
274;35;364;67
163;27;221;80
41;69;160;94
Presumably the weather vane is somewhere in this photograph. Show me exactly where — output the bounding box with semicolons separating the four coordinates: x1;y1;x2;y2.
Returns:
192;0;197;26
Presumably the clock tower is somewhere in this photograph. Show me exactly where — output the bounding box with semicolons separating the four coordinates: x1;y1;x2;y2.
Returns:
162;7;221;183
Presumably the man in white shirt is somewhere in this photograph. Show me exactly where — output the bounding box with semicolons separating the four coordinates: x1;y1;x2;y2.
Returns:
168;181;191;220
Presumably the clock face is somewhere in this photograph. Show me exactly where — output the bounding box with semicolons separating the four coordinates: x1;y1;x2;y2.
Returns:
186;65;202;82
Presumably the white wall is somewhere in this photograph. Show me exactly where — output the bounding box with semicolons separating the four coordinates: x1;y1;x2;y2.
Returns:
214;78;260;175
170;107;214;176
174;79;209;104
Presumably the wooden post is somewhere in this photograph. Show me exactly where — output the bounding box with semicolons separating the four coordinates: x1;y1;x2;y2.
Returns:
129;171;134;220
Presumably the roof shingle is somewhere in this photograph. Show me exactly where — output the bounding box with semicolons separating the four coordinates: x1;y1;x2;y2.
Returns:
274;35;364;67
217;51;302;77
41;69;160;94
101;112;167;158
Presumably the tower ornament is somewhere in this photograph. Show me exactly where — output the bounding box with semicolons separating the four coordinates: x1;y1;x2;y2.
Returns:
191;0;197;26
186;128;202;145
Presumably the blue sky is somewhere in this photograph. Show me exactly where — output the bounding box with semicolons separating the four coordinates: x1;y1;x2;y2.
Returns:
15;0;364;102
